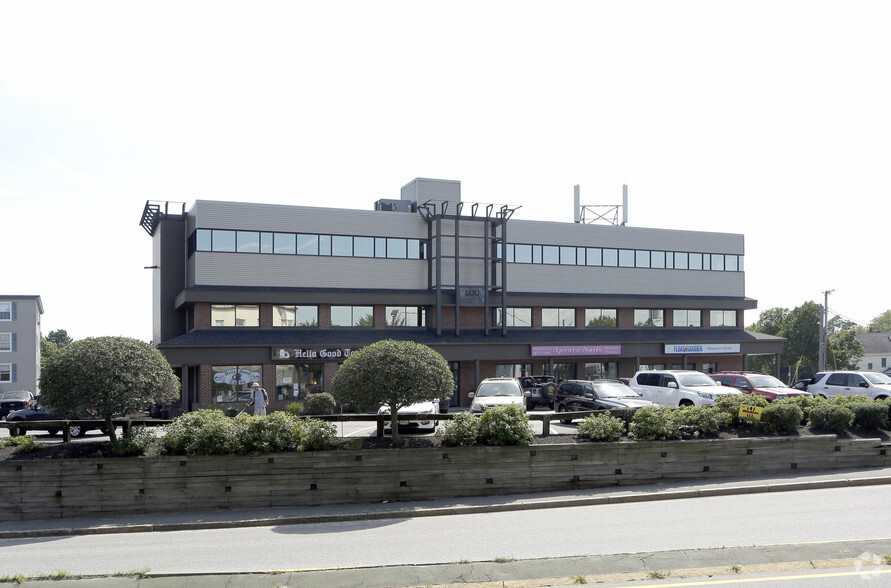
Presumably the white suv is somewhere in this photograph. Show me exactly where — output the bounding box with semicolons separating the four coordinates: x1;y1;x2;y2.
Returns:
468;377;530;413
806;371;891;400
630;370;742;407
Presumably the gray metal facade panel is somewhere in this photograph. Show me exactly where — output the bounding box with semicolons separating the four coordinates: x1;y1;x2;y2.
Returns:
191;200;428;239
509;219;745;254
506;265;745;297
401;178;460;203
193;253;429;290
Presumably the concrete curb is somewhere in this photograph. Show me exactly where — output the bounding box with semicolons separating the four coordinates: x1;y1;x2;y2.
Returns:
3;473;890;540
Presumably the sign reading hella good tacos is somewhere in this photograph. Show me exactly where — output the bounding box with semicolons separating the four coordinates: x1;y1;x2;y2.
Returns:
272;347;361;361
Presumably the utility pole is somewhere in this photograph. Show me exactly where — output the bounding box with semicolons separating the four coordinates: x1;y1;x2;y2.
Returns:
818;290;834;371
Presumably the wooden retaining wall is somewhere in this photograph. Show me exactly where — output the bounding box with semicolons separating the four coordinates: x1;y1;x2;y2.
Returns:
1;435;888;522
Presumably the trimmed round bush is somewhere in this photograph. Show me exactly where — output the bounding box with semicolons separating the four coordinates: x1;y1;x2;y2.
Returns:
676;406;730;438
112;426;159;456
807;404;854;433
438;412;480;447
285;402;303;415
776;395;824;423
302;393;337;415
715;394;768;426
576;413;626;442
849;402;889;430
294;418;337;451
756;403;804;435
629;405;681;441
477;405;534;446
162;409;240;455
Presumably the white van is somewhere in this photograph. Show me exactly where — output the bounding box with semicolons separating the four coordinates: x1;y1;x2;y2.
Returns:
630;370;741;407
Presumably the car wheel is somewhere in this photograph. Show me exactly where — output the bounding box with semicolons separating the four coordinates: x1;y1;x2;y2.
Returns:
47;429;60;436
526;399;537;411
679;399;694;407
557;405;572;425
875;395;888;401
70;425;86;438
8;424;21;437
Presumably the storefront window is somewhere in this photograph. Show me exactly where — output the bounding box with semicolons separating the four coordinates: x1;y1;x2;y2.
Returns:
549;363;576;382
585;309;617;327
703;362;718;374
673;309;701;327
211;305;259;327
710;310;737;327
273;305;319;327
275;363;324;400
634;309;664;327
494;307;532;327
584;362;618;380
331;306;374;327
542;308;575;327
386;306;426;327
211;365;261;403
495;364;534;378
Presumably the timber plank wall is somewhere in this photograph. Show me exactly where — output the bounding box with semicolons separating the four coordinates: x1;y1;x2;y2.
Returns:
1;435;888;522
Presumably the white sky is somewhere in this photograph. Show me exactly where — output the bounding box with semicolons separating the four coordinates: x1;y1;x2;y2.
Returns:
1;1;888;343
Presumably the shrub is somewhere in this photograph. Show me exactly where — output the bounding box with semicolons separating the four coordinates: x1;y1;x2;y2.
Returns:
807;404;854;433
223;406;240;418
775;395;824;423
676;406;730;438
477;405;534;446
715;394;768;427
1;435;42;453
576;413;626;442
295;418;338;451
849;402;889;430
285;402;303;416
629;405;681;441
111;426;159;456
438;412;480;447
302;393;336;415
162;409;240;455
756;403;804;435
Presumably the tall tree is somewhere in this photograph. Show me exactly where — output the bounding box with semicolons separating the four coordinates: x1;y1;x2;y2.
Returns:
778;302;822;376
827;330;864;370
40;337;180;442
40;337;60;371
46;329;73;348
868;310;891;333
331;339;453;441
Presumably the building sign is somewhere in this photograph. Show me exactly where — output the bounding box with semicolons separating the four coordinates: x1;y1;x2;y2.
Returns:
664;343;741;354
531;345;622;357
213;368;261;385
457;286;485;307
272;347;360;361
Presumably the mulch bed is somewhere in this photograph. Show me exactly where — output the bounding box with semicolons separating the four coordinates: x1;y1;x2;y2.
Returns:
3;426;888;461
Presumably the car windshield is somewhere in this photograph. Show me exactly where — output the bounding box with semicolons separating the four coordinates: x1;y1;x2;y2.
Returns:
677;373;718;387
864;372;891;385
1;392;29;400
748;375;787;388
594;382;639;398
476;382;522;397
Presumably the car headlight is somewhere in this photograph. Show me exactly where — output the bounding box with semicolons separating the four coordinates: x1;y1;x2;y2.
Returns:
471;402;483;412
696;391;716;400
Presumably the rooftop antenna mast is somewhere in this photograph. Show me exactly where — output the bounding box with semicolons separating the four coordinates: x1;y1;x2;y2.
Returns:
574;184;628;226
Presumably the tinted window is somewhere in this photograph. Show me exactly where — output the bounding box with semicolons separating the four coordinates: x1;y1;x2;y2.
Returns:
826;373;847;386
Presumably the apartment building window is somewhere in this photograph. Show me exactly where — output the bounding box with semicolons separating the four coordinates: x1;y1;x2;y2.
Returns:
0;302;10;321
585;309;617;327
673;310;701;327
0;333;10;352
211;305;260;327
211;365;262;403
494;307;532;327
542;308;575;327
634;309;664;327
710;310;738;327
273;306;319;327
331;306;374;327
386;306;426;327
1;363;13;382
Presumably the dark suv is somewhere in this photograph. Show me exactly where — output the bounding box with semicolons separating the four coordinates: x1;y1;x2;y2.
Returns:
553;379;653;423
519;375;558;410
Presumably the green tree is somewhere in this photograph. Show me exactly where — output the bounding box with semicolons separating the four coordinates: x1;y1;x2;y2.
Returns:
827;330;864;370
331;339;453;441
777;302;822;377
746;307;788;375
868;310;891;332
40;337;60;370
46;329;73;348
40;337;180;442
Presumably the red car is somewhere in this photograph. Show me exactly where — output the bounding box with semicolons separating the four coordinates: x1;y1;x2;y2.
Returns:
710;372;812;401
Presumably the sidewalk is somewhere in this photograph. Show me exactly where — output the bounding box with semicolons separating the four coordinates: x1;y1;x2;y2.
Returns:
4;465;891;540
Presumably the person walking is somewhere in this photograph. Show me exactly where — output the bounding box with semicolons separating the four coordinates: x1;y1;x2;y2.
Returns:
250;381;268;416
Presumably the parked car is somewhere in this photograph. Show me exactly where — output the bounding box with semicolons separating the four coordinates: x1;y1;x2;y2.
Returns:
378;399;442;432
630;370;741;407
806;371;891;400
710;372;812;401
790;379;813;391
553;379;655;423
468;377;530;413
519;375;558;410
0;390;36;418
5;404;103;437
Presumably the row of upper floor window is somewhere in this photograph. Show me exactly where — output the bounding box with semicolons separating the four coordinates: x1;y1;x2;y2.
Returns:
207;305;738;329
0;302;12;320
189;229;744;272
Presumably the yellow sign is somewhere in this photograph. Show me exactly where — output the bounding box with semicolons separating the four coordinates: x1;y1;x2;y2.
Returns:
739;405;763;421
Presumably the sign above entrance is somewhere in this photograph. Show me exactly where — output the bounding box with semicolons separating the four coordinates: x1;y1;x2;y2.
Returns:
272;347;360;361
457;287;485;307
664;343;740;354
531;345;621;357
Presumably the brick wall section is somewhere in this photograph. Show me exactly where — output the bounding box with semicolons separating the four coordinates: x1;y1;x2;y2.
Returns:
194;303;211;329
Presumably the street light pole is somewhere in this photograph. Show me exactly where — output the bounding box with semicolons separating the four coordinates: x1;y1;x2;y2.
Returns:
818;289;834;371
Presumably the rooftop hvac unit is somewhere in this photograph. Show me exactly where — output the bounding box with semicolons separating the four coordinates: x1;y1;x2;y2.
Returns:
375;199;416;213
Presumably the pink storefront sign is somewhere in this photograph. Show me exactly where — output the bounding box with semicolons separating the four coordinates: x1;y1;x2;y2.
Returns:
531;345;622;357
